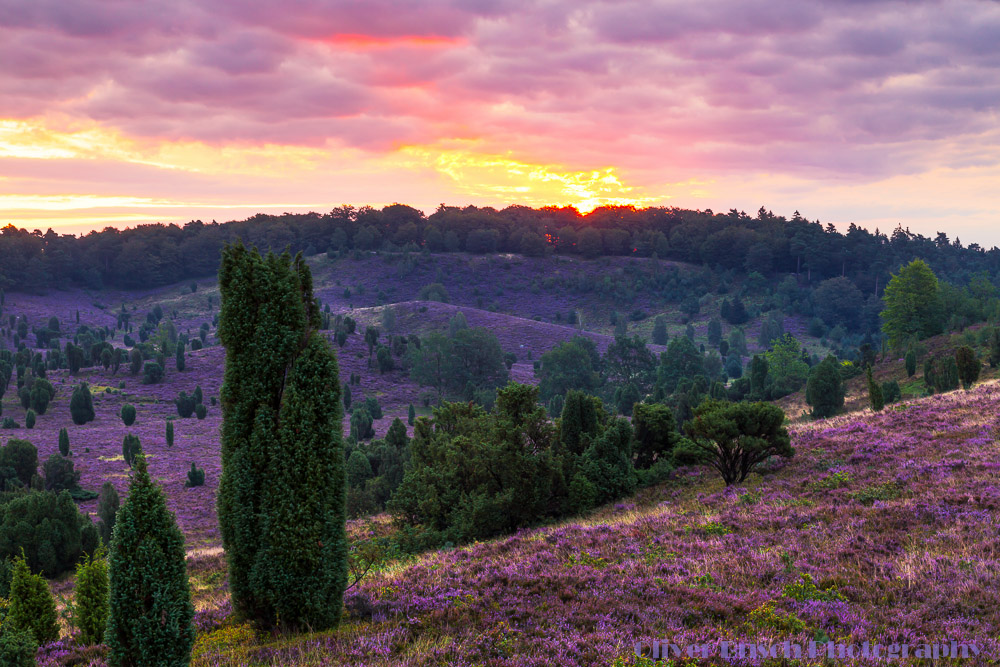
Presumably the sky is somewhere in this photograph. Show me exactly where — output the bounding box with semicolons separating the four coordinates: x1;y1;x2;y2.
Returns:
2;0;1000;245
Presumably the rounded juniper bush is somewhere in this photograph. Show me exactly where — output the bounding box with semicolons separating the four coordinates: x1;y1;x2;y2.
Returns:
120;403;136;426
106;454;194;667
69;382;95;425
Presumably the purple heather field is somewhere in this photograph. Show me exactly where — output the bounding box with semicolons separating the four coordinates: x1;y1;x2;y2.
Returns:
2;257;997;666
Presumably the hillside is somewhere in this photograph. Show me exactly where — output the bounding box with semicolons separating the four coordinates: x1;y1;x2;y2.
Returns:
3;251;997;666
182;382;1000;665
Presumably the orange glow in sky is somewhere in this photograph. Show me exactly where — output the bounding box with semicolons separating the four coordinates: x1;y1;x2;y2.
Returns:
1;0;998;244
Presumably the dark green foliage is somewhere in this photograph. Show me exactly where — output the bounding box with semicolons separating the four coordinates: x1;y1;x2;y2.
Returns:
813;276;865;331
720;296;749;325
66;342;85;374
343;383;352;411
59;427;70;457
408;329;509;400
655;336;704;396
707;318;722;347
385;417;408;450
615;382;640;416
418;282;450;303
106;455;194;667
142;361;163;384
0;623;36;667
0;490;98;576
43;454;80;492
926;356;960;393
0;438;37;489
806;356;844;419
881;259;944;347
559;389;602;455
74;549;110;645
748;354;770;400
191;338;202;351
29;378;54;414
376;345;394;373
195;403;207;419
364;396;383;420
346;450;373;488
174;391;196;418
652;315;668;345
129;349;143;376
217;244;347;632
725;355;743;379
120;403;136;426
866;365;885;412
683;400;793;485
605;335;656;391
537;337;600;402
904;349;917;377
632;402;679;469
122;434;141;468
408;403;416;425
69;382;96;425
24;410;34;429
97;482;119;546
989;328;1000;368
955;345;980;390
185;463;205;488
193;385;203;406
881;380;901;404
389;383;559;545
364;326;379;359
175;344;185;371
350;408;375;440
577;417;636;507
165;420;174;447
7;554;59;645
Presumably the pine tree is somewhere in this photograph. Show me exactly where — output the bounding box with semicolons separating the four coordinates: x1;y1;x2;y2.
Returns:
106;454;194;666
175;344;185;372
69;382;96;425
7;553;59;645
217;244;347;631
408;403;416;425
165;420;174;447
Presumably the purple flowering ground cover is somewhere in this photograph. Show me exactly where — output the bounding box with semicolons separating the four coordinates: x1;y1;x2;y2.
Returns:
2;264;997;666
177;385;999;666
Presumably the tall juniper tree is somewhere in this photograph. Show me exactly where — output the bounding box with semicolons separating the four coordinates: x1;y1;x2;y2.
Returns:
106;454;194;666
217;243;347;632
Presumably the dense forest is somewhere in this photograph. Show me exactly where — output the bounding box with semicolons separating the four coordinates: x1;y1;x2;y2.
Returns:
1;204;998;294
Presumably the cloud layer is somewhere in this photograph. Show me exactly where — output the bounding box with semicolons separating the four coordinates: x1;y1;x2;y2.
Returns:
1;0;999;241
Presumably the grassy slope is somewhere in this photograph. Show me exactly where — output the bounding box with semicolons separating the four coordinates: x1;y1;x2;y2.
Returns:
186;382;1000;666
